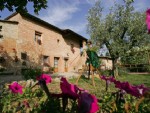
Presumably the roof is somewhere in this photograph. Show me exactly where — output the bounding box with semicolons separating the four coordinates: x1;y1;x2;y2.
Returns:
99;56;112;60
0;20;18;24
63;29;88;41
5;12;87;41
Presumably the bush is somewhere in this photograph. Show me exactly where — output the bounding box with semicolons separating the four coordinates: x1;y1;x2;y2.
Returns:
118;67;129;75
101;70;113;76
21;68;42;81
0;68;6;72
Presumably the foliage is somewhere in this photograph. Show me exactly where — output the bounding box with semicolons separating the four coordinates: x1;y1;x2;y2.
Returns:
87;0;150;76
0;73;150;113
0;68;5;72
21;68;42;80
99;91;150;113
121;46;150;66
118;67;129;75
101;70;113;76
0;87;45;112
0;0;47;14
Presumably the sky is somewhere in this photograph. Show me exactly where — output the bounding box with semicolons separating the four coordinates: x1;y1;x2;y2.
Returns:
0;0;150;39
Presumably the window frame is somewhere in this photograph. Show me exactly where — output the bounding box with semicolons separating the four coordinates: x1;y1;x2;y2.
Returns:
35;31;42;45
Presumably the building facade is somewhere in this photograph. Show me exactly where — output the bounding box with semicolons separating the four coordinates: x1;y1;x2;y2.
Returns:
99;57;112;70
0;13;87;73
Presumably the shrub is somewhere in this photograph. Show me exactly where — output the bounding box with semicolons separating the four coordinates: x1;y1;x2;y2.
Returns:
21;68;42;80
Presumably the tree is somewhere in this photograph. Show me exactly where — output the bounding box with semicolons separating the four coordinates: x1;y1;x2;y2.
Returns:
0;0;47;14
87;0;150;76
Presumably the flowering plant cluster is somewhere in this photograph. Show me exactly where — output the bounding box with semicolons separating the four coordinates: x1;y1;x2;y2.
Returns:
100;75;150;112
1;73;150;113
100;75;149;98
1;74;99;113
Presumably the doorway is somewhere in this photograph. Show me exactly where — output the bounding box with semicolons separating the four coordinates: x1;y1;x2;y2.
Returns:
54;57;59;72
64;59;68;72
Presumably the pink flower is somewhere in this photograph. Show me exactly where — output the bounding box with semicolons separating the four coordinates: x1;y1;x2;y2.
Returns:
114;81;150;97
78;92;99;113
146;9;150;33
100;75;116;83
9;82;23;94
52;77;86;99
60;77;80;99
135;84;149;96
36;74;52;84
101;76;116;91
100;75;107;81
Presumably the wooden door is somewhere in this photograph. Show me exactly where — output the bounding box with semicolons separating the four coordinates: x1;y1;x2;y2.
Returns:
64;59;68;72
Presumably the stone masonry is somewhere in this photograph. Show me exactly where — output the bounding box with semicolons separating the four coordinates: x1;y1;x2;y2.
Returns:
0;13;87;73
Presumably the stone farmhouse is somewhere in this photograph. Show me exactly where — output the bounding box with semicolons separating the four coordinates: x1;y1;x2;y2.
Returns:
99;56;112;70
0;13;87;74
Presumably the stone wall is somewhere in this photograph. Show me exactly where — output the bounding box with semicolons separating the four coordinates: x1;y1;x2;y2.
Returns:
1;13;87;73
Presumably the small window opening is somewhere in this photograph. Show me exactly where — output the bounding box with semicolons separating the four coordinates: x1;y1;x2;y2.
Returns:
21;53;27;60
0;34;3;38
80;41;83;56
57;39;60;43
0;56;5;63
0;26;2;31
43;55;49;66
0;26;3;38
35;31;42;45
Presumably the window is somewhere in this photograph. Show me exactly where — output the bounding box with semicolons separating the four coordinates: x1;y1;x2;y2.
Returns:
21;53;27;60
0;56;5;63
43;55;49;66
0;26;3;38
80;41;83;56
0;35;3;38
64;59;68;67
0;26;2;31
57;39;60;43
35;31;42;45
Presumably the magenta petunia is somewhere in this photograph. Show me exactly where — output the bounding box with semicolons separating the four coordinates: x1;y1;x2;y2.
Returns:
78;92;99;113
114;81;150;97
135;84;150;96
146;9;150;33
100;75;107;81
60;77;80;99
36;74;52;84
9;82;23;94
100;75;116;83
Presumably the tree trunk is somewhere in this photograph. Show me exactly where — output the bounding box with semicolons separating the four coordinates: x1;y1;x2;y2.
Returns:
112;58;119;78
88;63;91;79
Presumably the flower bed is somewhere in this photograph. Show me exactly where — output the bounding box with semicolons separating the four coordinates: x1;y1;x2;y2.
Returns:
0;73;150;113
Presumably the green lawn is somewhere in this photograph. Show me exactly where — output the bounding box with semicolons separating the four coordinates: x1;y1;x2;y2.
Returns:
1;74;149;113
47;74;150;98
67;74;150;97
117;74;150;86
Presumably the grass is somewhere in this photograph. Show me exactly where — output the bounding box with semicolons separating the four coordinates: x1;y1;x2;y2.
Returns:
48;74;150;99
117;74;150;86
1;74;150;113
70;74;150;97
